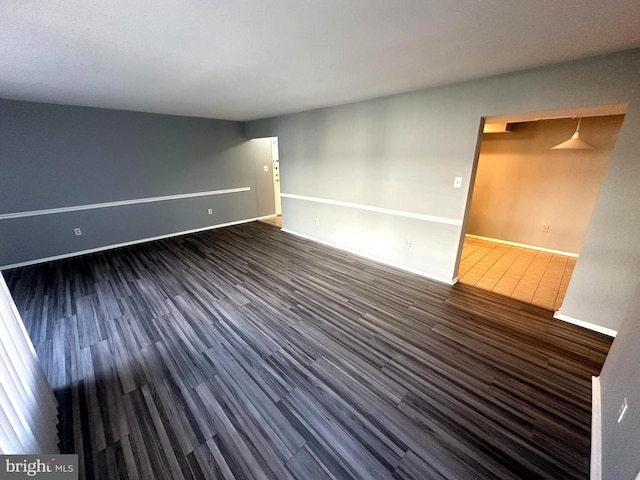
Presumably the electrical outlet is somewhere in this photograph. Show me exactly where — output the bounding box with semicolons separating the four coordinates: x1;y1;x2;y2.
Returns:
263;165;269;172
208;208;213;215
617;398;629;423
74;228;82;236
315;218;320;226
407;240;413;248
543;225;550;233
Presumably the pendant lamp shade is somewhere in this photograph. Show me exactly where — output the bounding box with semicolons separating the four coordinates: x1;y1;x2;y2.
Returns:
552;118;594;150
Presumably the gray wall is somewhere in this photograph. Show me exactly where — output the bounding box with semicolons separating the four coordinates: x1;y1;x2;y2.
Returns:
246;48;640;333
599;282;640;480
0;99;274;267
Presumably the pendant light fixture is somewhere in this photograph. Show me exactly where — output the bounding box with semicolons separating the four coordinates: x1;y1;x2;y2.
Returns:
551;118;594;150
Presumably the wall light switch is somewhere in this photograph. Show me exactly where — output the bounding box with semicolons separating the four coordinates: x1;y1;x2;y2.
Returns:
453;177;463;188
618;398;629;423
264;165;269;172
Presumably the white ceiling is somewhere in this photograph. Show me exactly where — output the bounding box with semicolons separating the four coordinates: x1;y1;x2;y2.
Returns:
1;1;640;121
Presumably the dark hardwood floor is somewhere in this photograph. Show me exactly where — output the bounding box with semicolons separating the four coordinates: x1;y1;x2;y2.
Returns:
5;221;612;479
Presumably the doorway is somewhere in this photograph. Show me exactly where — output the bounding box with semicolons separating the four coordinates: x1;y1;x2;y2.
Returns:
257;136;282;228
457;105;626;311
271;137;282;219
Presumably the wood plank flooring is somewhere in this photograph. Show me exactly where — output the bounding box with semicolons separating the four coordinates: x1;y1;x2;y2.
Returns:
458;237;577;311
5;221;612;479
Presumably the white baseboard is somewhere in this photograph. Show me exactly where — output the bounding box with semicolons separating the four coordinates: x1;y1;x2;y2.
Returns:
465;234;579;258
1;217;263;270
281;228;457;285
591;376;602;480
553;312;617;337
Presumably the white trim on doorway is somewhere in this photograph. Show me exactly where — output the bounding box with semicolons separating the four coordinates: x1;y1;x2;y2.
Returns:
591;375;602;480
0;273;59;454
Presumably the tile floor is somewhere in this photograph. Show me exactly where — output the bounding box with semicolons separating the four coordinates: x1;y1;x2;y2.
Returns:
458;237;576;311
258;215;282;228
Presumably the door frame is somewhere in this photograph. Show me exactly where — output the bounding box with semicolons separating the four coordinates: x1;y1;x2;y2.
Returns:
453;104;627;312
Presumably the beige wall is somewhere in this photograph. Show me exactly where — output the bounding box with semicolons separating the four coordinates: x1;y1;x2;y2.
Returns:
468;115;625;253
